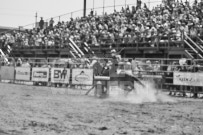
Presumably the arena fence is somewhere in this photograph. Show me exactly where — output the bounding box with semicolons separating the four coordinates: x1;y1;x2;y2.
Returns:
1;57;203;98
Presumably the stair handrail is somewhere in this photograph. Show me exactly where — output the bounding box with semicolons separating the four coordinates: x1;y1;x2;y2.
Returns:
68;43;81;58
70;51;76;58
0;49;9;63
197;36;203;44
84;42;95;55
184;50;194;59
184;40;198;53
69;38;85;56
184;40;203;59
184;33;203;53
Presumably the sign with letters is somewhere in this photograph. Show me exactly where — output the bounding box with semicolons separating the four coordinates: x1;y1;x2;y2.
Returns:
15;67;31;81
51;68;70;83
72;69;93;85
32;68;49;82
174;72;203;86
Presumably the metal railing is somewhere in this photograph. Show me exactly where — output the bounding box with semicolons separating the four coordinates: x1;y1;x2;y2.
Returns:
1;57;203;98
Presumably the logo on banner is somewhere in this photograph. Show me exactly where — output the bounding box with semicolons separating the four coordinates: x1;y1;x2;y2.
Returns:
175;74;200;83
33;71;47;78
72;69;93;85
174;72;203;86
16;71;29;75
54;69;67;79
75;71;89;82
51;68;70;83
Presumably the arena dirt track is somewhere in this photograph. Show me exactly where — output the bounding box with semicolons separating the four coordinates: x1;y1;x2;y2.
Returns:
0;83;203;135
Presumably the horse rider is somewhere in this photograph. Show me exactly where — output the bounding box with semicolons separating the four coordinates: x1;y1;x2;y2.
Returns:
110;49;122;62
88;56;103;76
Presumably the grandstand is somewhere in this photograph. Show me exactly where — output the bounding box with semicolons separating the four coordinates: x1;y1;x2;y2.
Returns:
0;26;18;33
1;0;203;60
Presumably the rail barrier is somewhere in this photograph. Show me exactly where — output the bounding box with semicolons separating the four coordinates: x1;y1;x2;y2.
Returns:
1;57;203;98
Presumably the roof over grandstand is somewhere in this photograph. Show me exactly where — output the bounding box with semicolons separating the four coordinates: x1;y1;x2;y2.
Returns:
0;26;26;33
0;26;17;33
0;26;18;29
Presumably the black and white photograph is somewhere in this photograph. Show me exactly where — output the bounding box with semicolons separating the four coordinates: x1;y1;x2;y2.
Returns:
0;0;203;134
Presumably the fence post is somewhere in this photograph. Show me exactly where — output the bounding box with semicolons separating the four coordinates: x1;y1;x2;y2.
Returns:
114;0;115;11
103;0;105;15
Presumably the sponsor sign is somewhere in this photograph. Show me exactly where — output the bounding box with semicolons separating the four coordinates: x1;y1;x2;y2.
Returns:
1;66;15;80
15;67;31;81
72;69;93;85
32;68;49;82
51;68;70;83
174;72;203;86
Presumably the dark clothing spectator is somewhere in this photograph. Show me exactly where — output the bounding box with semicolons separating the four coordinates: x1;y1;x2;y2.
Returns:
39;17;44;29
49;18;54;29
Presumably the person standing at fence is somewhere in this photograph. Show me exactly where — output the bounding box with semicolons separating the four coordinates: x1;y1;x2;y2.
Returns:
144;60;153;76
179;59;188;97
153;61;162;89
21;59;31;67
16;58;22;67
167;61;179;96
188;59;199;98
132;60;143;77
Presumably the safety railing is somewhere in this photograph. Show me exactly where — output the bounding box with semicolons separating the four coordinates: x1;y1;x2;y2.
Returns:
1;57;203;98
11;34;184;51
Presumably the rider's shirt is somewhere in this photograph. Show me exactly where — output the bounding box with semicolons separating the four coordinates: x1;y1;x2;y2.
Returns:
109;55;121;77
92;61;103;76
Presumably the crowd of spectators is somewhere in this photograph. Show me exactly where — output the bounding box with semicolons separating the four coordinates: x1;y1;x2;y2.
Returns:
0;0;203;51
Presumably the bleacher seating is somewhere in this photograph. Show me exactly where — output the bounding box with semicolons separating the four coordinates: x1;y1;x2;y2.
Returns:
0;0;203;59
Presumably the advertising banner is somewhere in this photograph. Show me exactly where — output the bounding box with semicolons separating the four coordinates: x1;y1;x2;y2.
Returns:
1;66;15;80
174;72;203;86
15;67;31;81
32;68;49;82
51;68;70;83
72;69;93;85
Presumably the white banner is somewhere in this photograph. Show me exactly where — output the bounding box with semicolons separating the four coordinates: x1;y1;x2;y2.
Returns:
51;68;70;83
32;68;49;82
15;67;31;81
1;66;15;80
173;72;203;86
72;69;93;85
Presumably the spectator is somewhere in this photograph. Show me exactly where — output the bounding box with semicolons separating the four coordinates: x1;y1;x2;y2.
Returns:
16;58;22;67
49;18;54;29
1;0;203;50
21;59;31;67
167;61;179;95
39;17;44;30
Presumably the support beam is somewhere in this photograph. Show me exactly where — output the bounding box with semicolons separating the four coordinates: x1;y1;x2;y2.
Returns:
83;0;86;17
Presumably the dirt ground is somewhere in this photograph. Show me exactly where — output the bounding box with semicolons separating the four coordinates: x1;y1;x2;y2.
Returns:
0;83;203;135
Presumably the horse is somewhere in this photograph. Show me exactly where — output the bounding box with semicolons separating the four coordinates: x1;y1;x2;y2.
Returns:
85;57;145;96
100;58;145;95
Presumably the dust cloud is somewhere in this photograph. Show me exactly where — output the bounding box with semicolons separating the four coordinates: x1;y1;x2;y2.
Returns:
107;80;175;104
